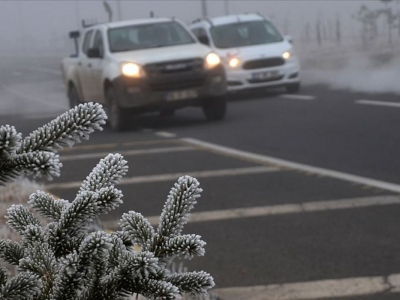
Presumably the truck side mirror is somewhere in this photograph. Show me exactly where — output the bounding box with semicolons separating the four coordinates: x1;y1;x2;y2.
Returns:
198;35;210;46
87;47;102;58
69;31;80;39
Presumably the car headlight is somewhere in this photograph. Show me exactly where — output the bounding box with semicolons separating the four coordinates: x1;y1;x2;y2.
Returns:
282;50;293;60
204;52;221;69
121;62;145;77
228;57;240;68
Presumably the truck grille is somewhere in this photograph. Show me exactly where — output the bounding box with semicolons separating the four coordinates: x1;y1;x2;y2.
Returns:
242;58;285;70
144;58;203;75
149;77;204;91
144;58;205;91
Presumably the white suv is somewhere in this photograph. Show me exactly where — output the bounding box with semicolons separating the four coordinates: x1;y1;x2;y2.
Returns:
189;13;301;93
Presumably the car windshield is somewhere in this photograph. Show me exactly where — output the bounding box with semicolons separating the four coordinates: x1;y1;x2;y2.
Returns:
210;20;284;49
108;21;196;52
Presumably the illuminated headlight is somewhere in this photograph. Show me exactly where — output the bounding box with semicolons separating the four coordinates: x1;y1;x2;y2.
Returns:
282;50;293;60
204;52;221;69
228;57;240;68
121;62;145;77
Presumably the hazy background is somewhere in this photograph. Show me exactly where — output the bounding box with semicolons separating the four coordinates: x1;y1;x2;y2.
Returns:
0;0;389;56
0;0;400;94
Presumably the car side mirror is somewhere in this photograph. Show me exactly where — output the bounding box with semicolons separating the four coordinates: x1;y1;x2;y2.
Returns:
285;35;293;44
198;35;210;46
87;47;102;58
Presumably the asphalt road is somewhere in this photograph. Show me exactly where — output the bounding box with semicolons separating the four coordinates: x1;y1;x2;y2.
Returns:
1;55;400;299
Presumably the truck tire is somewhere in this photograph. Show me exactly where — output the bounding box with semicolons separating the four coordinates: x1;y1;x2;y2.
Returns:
202;96;227;121
106;87;128;131
68;85;81;108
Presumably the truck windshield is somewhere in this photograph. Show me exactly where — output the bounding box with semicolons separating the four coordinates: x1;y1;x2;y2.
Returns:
108;21;195;52
210;20;283;49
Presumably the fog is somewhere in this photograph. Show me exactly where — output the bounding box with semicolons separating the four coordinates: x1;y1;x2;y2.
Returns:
0;0;400;94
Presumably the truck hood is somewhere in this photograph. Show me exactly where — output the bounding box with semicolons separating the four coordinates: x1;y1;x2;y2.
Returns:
214;41;292;62
111;43;211;64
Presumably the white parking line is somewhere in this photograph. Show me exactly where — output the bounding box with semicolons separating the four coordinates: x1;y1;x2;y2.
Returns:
61;146;195;161
155;131;177;138
183;138;400;193
45;166;279;190
356;100;400;108
213;273;400;300
101;195;400;228
280;94;316;100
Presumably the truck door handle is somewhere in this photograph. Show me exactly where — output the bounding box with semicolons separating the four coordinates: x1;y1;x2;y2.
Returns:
88;63;92;68
78;62;82;66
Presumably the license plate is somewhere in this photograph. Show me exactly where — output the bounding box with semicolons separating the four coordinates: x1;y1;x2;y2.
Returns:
166;89;198;101
251;71;280;80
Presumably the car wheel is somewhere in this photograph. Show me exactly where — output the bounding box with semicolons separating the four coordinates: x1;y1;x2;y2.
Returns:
68;85;81;108
286;83;301;94
106;87;128;131
202;96;227;121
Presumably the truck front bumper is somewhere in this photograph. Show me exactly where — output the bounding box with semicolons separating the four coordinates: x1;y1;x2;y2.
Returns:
111;65;226;112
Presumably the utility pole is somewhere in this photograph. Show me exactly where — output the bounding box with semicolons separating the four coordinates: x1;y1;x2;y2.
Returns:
75;1;81;29
224;0;229;15
117;0;122;21
201;0;207;18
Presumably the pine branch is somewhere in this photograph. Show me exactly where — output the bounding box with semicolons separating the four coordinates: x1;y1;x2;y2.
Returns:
167;271;215;297
158;176;202;237
80;153;128;193
0;240;24;266
28;191;69;221
0;266;8;287
0;272;41;300
18;102;107;154
6;205;41;235
137;278;180;300
120;211;155;251
0;125;21;158
11;151;61;180
161;234;206;260
51;251;82;300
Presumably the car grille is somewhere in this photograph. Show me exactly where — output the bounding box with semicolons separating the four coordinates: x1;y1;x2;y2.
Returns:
247;75;284;84
144;58;203;75
242;58;285;70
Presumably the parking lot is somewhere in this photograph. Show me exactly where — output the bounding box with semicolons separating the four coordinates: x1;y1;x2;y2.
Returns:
41;127;400;299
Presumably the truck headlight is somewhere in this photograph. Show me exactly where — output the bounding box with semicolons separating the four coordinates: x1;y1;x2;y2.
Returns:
228;57;240;68
121;62;145;77
204;52;221;69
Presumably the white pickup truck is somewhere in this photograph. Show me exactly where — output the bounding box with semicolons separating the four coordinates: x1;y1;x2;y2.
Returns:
61;18;227;130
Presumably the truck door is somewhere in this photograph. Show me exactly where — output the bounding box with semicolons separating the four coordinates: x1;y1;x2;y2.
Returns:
79;30;95;102
88;30;106;104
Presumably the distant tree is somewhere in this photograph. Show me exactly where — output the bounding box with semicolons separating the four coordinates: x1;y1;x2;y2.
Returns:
352;4;381;47
378;0;398;44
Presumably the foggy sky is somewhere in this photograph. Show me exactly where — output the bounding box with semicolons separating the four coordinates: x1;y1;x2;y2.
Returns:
0;0;388;55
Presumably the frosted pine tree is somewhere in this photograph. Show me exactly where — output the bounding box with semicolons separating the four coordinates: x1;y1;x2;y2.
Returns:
0;103;214;299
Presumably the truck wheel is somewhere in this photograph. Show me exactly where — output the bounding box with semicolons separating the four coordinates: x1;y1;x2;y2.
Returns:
106;87;128;131
202;96;227;121
160;108;175;117
286;83;301;94
68;85;81;108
